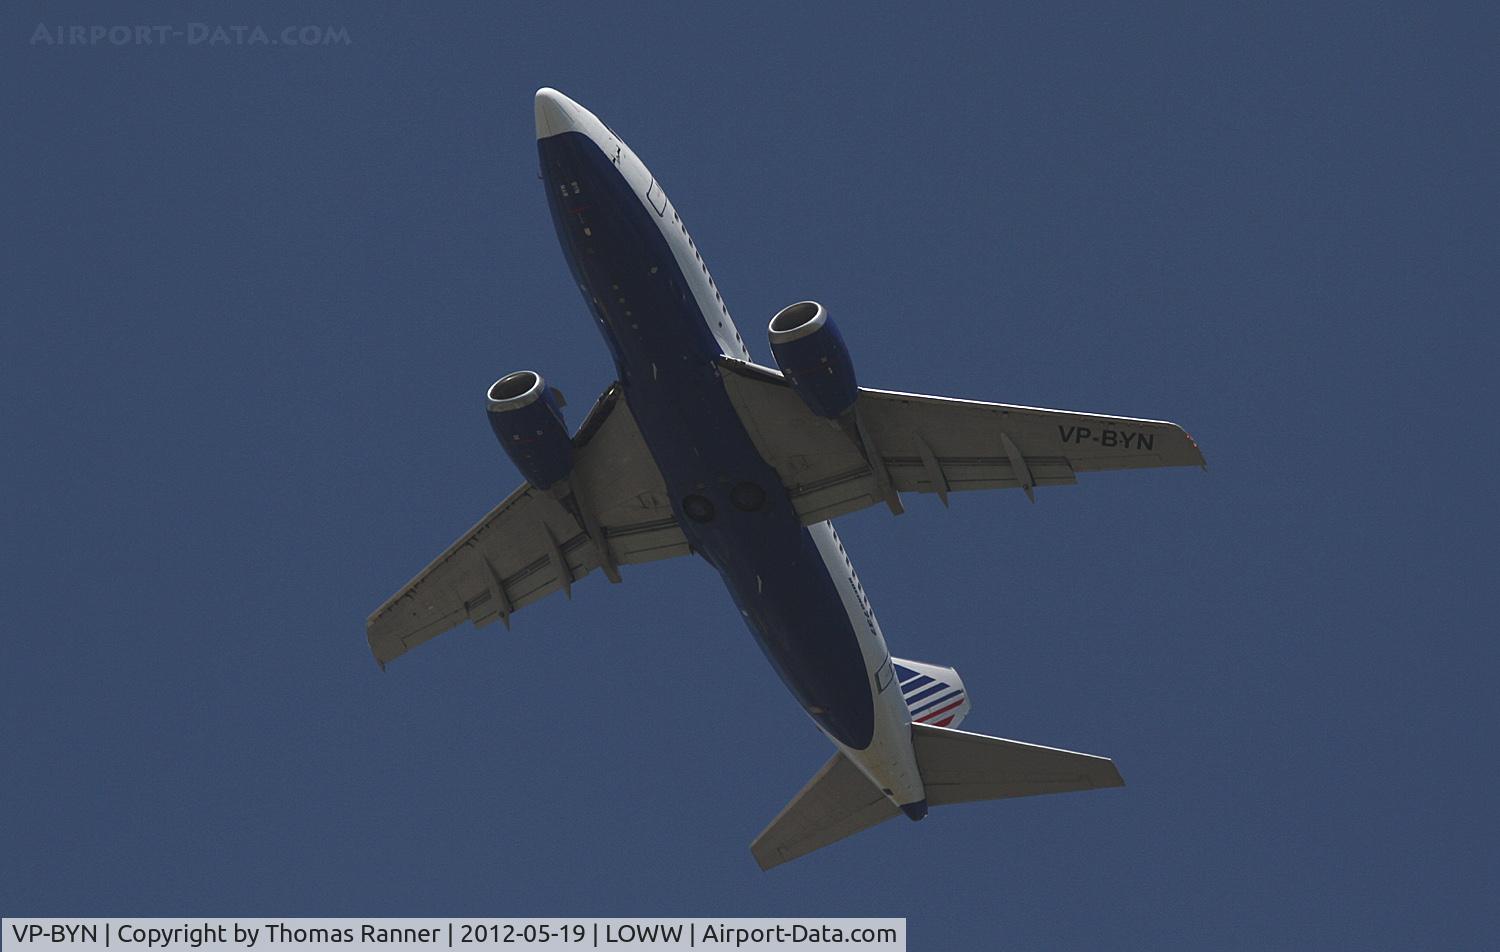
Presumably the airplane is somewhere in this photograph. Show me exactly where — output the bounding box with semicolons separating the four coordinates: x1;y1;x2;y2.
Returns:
366;88;1206;869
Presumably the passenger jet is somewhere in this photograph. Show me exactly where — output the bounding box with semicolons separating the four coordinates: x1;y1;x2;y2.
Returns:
367;88;1205;869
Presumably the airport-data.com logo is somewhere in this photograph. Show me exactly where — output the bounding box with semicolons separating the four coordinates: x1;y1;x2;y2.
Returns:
29;23;353;47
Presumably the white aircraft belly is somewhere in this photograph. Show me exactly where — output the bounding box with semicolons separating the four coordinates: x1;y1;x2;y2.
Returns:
807;521;924;808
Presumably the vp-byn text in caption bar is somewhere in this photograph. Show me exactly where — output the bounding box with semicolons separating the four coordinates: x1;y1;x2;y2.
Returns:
3;919;905;952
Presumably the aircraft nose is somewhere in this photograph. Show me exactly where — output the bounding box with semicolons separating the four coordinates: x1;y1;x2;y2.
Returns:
534;87;582;139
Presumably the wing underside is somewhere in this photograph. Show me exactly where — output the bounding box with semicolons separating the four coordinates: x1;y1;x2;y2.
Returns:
719;358;1204;523
366;384;688;665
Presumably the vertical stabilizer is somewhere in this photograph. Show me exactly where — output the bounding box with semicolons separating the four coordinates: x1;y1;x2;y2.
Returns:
892;657;971;728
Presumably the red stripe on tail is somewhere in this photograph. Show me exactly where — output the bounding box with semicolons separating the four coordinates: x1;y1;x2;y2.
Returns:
916;697;965;723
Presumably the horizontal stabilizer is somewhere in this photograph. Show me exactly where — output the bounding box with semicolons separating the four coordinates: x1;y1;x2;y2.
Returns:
750;753;899;871
751;725;1123;870
913;723;1124;804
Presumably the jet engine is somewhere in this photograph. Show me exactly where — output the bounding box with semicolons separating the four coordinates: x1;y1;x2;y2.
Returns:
486;370;573;489
767;301;858;419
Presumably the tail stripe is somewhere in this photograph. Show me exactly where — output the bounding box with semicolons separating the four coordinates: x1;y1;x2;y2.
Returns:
905;682;951;704
891;656;971;730
915;697;966;723
911;688;964;715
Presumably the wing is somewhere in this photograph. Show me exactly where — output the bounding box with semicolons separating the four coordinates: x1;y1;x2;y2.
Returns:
719;358;1204;523
366;384;688;665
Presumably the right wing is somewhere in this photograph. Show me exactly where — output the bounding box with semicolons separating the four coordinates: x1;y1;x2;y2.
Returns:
366;384;688;666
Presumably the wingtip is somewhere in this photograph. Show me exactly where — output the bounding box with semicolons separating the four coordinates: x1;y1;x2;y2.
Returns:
1102;758;1126;788
750;839;785;872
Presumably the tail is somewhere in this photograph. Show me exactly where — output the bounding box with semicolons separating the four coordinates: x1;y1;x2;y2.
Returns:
892;657;972;728
751;720;1123;871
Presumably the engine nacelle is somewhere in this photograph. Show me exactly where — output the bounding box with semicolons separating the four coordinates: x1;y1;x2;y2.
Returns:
486;371;573;489
767;301;858;419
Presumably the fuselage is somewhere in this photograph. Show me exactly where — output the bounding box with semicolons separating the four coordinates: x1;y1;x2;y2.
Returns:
534;89;925;815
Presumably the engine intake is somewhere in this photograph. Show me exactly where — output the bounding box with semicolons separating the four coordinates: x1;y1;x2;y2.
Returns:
486;370;573;489
768;301;857;418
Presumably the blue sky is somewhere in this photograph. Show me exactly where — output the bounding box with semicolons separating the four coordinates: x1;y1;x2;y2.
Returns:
4;2;1496;947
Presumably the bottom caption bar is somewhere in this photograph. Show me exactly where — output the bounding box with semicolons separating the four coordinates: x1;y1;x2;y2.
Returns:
2;920;905;952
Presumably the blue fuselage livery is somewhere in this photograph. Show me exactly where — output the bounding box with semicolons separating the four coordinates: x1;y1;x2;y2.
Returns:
368;89;1196;866
534;90;926;811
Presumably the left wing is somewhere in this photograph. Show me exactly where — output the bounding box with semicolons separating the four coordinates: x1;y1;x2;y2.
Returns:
719;358;1204;523
366;384;688;666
